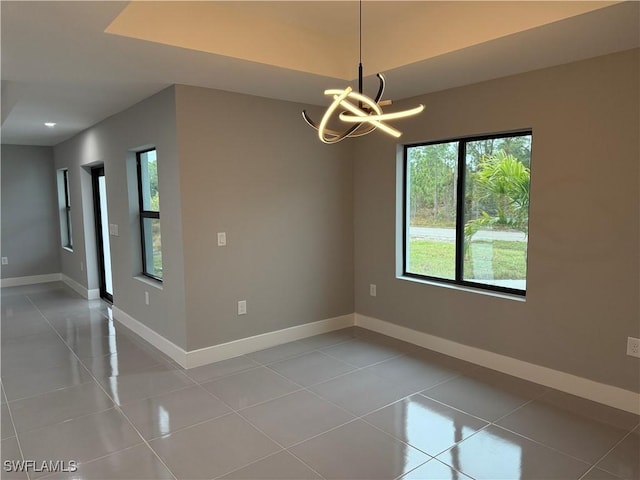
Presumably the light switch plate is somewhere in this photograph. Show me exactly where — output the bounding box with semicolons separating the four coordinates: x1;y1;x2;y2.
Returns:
217;232;227;246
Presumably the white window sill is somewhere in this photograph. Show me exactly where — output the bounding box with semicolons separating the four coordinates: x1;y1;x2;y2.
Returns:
134;275;163;291
397;275;526;302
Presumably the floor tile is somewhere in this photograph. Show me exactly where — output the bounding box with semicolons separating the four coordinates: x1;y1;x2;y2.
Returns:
184;355;259;383
581;467;625;479
222;450;321;479
9;381;113;433
2;359;93;402
2;403;15;439
97;365;195;406
121;384;231;439
84;347;166;378
63;330;146;359
290;419;430;479
297;327;358;349
423;367;547;421
47;308;110;334
44;444;173;479
535;390;640;430
3;283;638;480
400;458;473;480
309;368;417;416
497;392;634;463
364;394;488;456
365;350;469;392
239;389;354;447
595;427;639;479
19;408;142;478
359;330;422;352
1;436;28;479
437;425;590;480
1;314;53;340
203;366;300;409
150;413;280;479
1;299;40;321
1;332;74;373
267;350;355;387
246;341;314;365
321;338;405;367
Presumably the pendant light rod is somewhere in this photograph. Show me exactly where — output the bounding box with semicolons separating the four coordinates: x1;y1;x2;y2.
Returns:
301;0;425;144
358;0;363;96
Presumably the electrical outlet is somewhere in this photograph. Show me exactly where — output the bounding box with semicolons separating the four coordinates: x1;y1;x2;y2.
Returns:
1;257;8;265
627;337;640;358
80;261;84;271
369;284;377;297
238;300;247;315
217;232;227;246
145;291;150;306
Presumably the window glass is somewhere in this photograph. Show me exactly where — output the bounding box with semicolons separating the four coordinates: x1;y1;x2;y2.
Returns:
404;132;532;295
137;149;162;281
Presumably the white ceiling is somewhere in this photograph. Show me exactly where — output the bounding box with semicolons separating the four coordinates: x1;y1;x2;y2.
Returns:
1;1;639;146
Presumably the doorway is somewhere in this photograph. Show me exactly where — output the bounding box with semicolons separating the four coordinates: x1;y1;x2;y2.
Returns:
91;166;113;303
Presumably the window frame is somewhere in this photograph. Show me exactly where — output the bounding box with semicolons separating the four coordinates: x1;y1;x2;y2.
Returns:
136;148;162;282
62;169;73;250
402;129;532;297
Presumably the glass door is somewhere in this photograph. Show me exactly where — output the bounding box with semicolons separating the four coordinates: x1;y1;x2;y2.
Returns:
91;166;113;303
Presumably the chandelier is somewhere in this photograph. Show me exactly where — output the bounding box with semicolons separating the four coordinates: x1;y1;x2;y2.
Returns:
302;1;424;144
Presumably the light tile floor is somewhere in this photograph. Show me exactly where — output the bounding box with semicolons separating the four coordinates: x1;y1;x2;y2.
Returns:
1;282;638;480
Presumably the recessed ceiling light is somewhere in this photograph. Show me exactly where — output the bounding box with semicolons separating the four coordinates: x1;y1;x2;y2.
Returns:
44;122;56;128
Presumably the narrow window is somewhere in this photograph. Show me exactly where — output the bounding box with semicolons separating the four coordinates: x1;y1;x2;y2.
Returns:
57;168;73;250
136;149;162;281
404;131;532;295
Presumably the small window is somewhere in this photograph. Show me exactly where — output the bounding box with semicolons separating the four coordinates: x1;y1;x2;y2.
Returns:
57;168;73;250
403;131;532;295
136;149;163;281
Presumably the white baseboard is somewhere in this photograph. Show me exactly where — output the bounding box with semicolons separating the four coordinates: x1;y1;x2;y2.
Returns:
61;274;99;300
1;273;62;288
355;314;640;415
112;307;188;366
107;304;639;413
87;289;100;300
112;307;354;369
185;314;354;368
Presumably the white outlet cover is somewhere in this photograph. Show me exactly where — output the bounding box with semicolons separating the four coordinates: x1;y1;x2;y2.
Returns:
217;232;227;246
1;257;8;265
627;337;640;358
109;224;119;236
370;284;377;297
238;300;247;315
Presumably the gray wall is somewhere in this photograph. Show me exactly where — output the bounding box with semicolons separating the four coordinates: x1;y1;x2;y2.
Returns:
54;87;188;348
354;49;640;392
1;145;61;278
175;85;355;350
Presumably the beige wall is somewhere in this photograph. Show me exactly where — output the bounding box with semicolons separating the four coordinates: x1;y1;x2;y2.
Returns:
175;85;354;350
54;87;188;348
354;49;640;392
1;145;61;278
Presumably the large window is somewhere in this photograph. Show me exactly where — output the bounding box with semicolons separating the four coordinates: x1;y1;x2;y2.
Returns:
136;149;163;281
404;131;532;295
57;168;73;250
